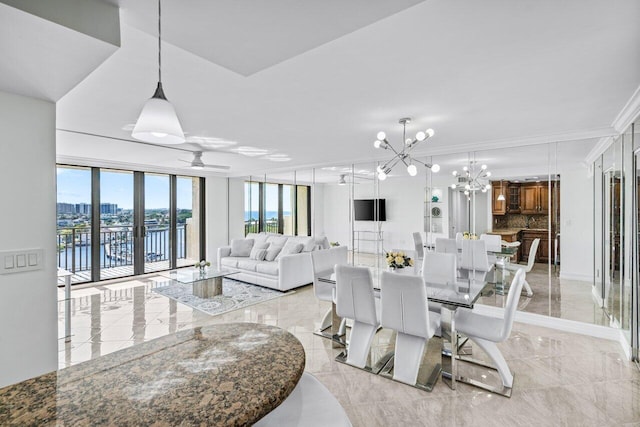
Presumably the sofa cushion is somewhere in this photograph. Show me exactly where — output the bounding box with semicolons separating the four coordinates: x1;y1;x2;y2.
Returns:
286;236;315;252
246;232;268;245
265;245;283;262
237;259;260;272
256;262;279;276
250;242;270;260
220;257;245;268
230;238;254;257
276;241;304;261
266;235;289;246
315;237;330;250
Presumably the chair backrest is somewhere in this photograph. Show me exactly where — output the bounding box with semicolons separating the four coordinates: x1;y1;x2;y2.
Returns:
525;238;541;273
435;238;457;255
412;232;424;259
501;240;521;248
422;252;456;285
499;269;526;341
310;246;348;298
335;264;377;326
455;232;463;249
460;239;490;272
380;271;434;339
480;234;501;253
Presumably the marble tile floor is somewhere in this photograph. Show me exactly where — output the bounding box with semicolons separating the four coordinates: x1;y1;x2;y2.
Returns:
58;276;640;426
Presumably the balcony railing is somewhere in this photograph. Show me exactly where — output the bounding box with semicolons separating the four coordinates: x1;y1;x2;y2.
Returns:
244;220;279;235
56;224;189;273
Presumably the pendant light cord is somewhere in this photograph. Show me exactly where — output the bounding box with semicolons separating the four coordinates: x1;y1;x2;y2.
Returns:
158;0;162;84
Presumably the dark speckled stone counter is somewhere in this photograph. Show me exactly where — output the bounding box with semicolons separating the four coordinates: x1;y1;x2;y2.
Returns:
0;323;305;426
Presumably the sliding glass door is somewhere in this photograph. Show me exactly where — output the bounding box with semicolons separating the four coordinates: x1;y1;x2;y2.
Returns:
56;165;205;283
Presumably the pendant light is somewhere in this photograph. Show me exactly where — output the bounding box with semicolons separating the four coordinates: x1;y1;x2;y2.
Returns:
132;0;185;145
497;179;506;201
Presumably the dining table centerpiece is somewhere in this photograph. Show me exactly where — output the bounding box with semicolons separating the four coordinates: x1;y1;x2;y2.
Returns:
385;251;413;272
462;231;478;240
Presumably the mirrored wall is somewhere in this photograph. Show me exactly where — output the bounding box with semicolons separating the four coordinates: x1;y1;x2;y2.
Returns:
234;132;639;357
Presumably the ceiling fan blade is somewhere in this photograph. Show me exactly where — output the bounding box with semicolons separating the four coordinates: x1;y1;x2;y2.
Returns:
204;164;231;170
178;159;190;163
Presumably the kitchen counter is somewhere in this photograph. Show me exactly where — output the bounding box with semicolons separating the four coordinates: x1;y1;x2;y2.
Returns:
0;323;306;426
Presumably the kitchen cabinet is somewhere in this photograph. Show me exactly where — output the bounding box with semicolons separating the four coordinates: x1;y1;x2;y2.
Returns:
521;182;553;214
521;230;553;263
507;184;521;213
491;181;507;215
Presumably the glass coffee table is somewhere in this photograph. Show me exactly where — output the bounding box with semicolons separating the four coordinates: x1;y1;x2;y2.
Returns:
162;268;239;298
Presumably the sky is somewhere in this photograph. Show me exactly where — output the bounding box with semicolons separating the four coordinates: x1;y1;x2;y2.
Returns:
56;167;194;209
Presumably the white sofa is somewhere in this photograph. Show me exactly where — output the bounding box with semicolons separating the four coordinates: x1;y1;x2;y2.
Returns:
217;233;331;291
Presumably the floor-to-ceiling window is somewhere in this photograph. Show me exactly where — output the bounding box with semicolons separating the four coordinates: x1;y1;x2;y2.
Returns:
56;165;205;283
56;166;92;284
243;180;311;236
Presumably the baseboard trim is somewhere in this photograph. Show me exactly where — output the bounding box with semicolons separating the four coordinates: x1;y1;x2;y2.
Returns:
559;272;593;282
474;304;620;342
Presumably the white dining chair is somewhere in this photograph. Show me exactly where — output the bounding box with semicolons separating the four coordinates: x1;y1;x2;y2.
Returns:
422;252;457;315
380;272;441;387
412;232;425;260
311;246;348;336
460;239;491;281
505;238;539;297
454;269;526;396
455;232;463;250
435;237;456;254
335;264;380;369
480;234;502;264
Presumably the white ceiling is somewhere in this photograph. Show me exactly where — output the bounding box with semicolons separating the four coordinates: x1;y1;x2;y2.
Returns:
47;0;640;176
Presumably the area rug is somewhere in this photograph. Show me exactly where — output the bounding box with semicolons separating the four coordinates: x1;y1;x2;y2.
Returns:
152;278;290;316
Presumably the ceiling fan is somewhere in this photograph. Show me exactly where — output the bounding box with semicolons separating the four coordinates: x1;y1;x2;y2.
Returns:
179;151;230;170
337;173;374;185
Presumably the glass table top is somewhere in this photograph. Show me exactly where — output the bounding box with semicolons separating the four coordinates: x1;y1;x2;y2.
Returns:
161;268;239;284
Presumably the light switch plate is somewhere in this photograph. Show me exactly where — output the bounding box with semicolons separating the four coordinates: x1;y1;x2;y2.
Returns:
0;249;44;274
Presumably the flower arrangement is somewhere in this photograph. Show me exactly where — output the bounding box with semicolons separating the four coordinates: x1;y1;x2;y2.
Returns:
194;260;211;271
330;241;340;247
385;251;414;269
462;232;478;240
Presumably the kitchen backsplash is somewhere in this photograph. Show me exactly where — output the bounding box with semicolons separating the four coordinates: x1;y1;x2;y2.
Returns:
494;214;549;230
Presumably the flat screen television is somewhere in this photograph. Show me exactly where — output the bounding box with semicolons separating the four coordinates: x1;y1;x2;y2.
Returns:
353;199;386;221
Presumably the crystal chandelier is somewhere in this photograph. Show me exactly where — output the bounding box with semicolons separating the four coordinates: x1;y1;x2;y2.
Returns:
373;118;440;180
450;163;492;196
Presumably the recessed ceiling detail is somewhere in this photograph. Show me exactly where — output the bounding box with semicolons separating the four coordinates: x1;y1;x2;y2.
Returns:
112;0;425;76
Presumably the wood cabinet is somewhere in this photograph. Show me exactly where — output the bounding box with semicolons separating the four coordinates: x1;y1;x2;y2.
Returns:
521;230;554;263
491;181;507;215
507;183;521;213
521;182;552;214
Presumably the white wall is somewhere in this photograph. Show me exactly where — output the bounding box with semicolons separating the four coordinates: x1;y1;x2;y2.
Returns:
227;178;246;241
559;167;594;281
206;176;230;263
0;90;57;387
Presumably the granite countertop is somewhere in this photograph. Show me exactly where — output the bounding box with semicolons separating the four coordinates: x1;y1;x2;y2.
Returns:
0;323;305;426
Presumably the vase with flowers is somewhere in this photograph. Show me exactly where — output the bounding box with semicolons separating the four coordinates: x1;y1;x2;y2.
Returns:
385;251;414;272
194;260;211;275
462;231;478;240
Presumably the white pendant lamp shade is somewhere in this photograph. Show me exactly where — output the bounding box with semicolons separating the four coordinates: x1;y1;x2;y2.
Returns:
132;1;185;145
132;83;185;145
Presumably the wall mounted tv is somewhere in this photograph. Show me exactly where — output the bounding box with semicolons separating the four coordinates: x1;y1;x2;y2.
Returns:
353;199;386;221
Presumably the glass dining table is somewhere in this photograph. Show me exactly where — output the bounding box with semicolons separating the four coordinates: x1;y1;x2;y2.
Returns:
318;268;492;392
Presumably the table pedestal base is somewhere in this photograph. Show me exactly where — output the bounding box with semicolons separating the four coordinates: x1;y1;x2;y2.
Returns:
193;277;223;298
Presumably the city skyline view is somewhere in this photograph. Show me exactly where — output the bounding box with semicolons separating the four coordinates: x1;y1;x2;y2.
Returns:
57;167;194;210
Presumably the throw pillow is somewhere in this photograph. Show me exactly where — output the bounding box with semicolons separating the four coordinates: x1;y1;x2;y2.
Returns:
230;238;254;257
275;241;304;261
249;242;270;260
246;232;268;245
266;235;288;247
264;245;283;262
250;249;268;261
